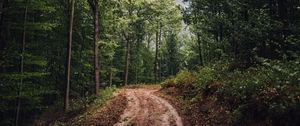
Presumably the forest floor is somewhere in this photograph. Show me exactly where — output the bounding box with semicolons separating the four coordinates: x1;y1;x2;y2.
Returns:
87;85;184;126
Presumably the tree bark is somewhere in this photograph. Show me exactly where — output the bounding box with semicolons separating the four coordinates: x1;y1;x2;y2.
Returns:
64;0;75;112
109;68;113;88
15;1;28;125
94;2;100;95
158;22;162;81
154;28;159;83
124;37;130;86
88;0;100;95
109;62;113;88
124;0;133;86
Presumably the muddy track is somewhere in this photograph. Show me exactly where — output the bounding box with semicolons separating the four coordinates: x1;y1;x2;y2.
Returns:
114;89;183;126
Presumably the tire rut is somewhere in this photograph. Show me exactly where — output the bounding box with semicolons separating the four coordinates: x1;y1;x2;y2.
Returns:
114;89;183;126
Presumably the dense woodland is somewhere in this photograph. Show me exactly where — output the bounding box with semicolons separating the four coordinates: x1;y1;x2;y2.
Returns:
0;0;300;125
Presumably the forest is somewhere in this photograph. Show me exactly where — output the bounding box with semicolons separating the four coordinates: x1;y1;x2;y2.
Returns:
0;0;300;126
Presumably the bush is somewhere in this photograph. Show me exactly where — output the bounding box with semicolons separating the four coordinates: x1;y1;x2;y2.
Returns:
195;66;219;90
219;59;300;125
161;59;300;125
161;70;196;88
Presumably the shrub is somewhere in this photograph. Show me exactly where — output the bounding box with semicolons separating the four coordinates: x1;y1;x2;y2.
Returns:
161;70;196;88
161;76;176;89
218;59;300;125
162;59;300;125
194;61;229;96
195;66;219;90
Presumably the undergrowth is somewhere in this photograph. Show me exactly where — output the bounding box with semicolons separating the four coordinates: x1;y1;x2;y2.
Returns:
161;59;300;125
58;87;117;126
36;87;117;126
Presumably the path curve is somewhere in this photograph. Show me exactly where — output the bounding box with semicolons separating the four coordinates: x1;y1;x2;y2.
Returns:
114;88;183;126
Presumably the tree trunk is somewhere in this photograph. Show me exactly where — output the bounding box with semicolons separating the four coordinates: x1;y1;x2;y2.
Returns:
154;28;159;83
197;33;204;66
109;66;113;88
124;38;130;86
64;0;75;112
147;34;151;49
135;65;138;83
231;20;238;59
158;22;162;81
135;36;140;83
88;0;100;95
0;0;7;50
109;62;113;88
94;3;100;95
15;1;28;125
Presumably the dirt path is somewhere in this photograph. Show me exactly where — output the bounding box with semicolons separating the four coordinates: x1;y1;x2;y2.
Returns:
114;88;183;126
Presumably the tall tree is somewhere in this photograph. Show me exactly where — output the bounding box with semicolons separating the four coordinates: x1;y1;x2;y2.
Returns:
88;0;100;95
0;0;7;50
122;0;134;86
154;24;159;83
15;0;28;125
64;0;75;111
124;34;130;86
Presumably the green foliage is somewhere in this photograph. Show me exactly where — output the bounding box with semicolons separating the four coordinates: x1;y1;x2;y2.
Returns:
195;67;218;89
90;87;117;110
1;0;300;125
194;61;228;90
162;70;196;88
219;60;300;125
1;0;183;124
184;0;300;68
161;59;300;125
54;87;118;126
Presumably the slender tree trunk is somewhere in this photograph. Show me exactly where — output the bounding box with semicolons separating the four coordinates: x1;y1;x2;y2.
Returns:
88;0;100;95
0;1;3;31
154;29;159;83
15;2;28;125
109;66;113;88
218;6;225;54
158;22;162;81
124;38;130;86
124;0;133;86
94;5;100;94
64;0;75;112
197;33;203;66
94;3;100;95
231;20;238;59
0;0;7;50
109;62;113;88
0;1;3;45
135;65;138;83
135;37;140;84
193;11;205;65
147;34;151;49
79;31;86;107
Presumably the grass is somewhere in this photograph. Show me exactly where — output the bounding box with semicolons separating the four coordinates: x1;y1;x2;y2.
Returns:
35;87;118;126
63;87;117;126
